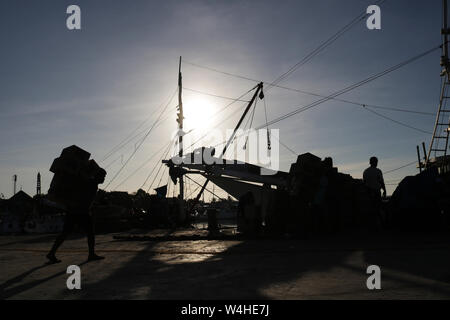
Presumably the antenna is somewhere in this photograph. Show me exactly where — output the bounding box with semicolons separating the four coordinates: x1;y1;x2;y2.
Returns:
12;174;17;195
37;172;41;196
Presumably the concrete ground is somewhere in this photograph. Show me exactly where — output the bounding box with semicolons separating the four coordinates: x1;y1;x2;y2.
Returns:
1;229;450;299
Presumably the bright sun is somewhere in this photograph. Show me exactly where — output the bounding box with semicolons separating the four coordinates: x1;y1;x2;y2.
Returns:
183;97;217;133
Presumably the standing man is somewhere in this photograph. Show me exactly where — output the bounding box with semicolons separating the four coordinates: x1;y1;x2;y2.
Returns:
363;157;386;221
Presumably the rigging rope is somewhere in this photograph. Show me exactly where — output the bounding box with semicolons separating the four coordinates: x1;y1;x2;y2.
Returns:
384;161;417;175
141;140;174;191
146;143;174;193
104;89;178;190
210;44;441;150
101;87;178;163
362;107;431;134
183;87;250;102
254;45;441;131
183;86;257;154
112;140;173;191
266;0;388;90
185;175;225;201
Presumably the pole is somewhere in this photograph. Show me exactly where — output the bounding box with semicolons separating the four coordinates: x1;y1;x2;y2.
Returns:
417;146;422;173
422;142;427;164
178;56;185;222
444;0;449;57
220;82;264;158
37;172;41;196
12;175;17;195
443;0;450;81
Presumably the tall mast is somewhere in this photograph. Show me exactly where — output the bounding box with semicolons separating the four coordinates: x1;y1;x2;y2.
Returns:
426;0;450;167
177;56;185;221
444;0;449;76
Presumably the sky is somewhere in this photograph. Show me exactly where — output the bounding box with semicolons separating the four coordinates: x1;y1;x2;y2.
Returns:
0;0;445;200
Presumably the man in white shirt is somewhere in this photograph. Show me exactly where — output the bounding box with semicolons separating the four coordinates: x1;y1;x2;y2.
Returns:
363;156;387;199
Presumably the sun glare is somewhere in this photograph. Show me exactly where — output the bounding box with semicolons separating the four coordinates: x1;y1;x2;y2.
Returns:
184;97;217;133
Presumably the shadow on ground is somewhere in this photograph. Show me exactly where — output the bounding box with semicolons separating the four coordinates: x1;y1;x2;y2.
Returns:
1;231;450;299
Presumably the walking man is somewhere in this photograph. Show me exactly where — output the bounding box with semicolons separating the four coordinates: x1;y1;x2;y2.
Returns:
47;174;104;263
46;145;106;264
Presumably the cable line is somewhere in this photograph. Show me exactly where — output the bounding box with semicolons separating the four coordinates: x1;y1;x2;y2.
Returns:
101;87;178;163
362;107;431;134
210;44;440;150
384;161;417;175
101;103;178;164
182;86;257;153
269;84;435;116
104;89;178;190
104;154;123;170
278;138;298;156
255;45;441;131
183;87;250;102
184;0;387;93
187;185;201;199
183;60;259;83
141;140;175;191
146;143;174;193
112;140;173;191
267;0;387;90
185;175;225;201
183;68;434;117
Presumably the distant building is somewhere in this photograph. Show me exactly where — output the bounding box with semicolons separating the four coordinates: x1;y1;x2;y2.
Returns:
0;190;33;233
6;190;34;215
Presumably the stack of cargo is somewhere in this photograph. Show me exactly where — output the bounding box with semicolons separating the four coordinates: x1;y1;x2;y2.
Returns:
265;152;373;236
389;167;450;231
48;145;106;213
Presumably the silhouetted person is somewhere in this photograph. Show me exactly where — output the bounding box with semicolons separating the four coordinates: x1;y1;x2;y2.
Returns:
47;176;103;264
46;147;106;264
363;157;386;223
